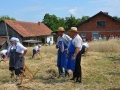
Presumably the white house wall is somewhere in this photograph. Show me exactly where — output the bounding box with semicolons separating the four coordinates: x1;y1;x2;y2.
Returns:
46;35;53;45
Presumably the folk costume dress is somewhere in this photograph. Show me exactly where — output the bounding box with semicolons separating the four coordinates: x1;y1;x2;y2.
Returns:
8;43;27;75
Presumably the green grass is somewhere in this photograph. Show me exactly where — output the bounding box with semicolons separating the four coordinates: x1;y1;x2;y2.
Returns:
0;41;120;90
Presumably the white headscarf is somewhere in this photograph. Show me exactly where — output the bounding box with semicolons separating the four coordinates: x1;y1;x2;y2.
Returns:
10;37;16;42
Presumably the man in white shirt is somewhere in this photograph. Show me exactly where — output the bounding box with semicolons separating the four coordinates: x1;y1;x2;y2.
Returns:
67;27;83;83
32;44;41;58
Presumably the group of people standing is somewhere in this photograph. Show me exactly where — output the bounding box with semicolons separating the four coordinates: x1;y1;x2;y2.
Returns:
0;27;89;84
56;27;87;83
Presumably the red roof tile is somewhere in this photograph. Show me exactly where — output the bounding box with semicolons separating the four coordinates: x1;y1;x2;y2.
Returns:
5;20;52;37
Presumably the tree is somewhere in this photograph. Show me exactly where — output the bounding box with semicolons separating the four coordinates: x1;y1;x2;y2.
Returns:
65;15;81;29
42;13;90;31
113;16;120;21
0;15;16;21
42;13;65;31
79;16;90;24
58;18;66;29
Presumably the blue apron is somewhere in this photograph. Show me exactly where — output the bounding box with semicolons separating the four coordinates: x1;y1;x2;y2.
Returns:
57;41;68;68
67;40;76;71
9;46;24;69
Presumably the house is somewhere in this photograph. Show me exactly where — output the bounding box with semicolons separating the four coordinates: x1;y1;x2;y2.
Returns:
77;11;120;41
0;20;53;49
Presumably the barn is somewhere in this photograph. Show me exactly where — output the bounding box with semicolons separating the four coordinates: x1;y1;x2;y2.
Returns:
77;11;120;41
0;20;53;49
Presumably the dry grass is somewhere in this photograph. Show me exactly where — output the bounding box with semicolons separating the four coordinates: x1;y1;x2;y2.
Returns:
89;39;120;52
0;40;120;90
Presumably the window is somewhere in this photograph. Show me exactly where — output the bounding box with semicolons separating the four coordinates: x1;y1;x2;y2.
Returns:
50;38;52;41
81;33;86;37
81;33;86;42
92;32;99;40
97;21;106;27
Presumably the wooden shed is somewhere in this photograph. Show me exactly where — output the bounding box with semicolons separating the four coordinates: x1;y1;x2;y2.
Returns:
0;20;53;48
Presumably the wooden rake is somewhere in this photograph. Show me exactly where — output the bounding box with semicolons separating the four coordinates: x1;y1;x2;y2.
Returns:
18;58;40;85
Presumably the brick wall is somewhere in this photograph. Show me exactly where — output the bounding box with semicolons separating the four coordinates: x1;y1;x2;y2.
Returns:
78;13;120;41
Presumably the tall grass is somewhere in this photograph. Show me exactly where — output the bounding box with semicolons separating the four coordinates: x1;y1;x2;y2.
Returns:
89;39;120;52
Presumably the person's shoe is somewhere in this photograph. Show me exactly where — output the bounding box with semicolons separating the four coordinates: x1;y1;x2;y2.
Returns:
60;74;65;77
65;73;70;77
10;73;14;78
75;77;81;83
59;73;65;77
75;80;81;83
70;77;75;80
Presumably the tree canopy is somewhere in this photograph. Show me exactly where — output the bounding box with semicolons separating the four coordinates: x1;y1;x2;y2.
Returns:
42;14;90;31
113;16;120;21
42;13;66;31
0;15;16;21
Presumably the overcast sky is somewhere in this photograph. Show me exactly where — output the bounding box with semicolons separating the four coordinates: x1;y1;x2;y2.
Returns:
0;0;120;22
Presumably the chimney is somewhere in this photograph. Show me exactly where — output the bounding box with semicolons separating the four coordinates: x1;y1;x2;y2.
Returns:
103;12;108;15
38;22;40;25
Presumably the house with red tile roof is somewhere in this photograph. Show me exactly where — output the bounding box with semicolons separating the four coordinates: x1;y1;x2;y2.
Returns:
0;20;53;49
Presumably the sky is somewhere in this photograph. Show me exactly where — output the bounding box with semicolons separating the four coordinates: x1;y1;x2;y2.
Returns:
0;0;120;22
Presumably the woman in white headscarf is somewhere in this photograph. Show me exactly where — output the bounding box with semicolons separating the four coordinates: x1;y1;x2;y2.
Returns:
6;37;27;81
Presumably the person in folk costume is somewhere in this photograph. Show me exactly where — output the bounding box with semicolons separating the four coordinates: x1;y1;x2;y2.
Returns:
67;27;83;83
56;27;71;76
81;42;89;56
5;37;27;81
0;49;8;60
32;44;41;58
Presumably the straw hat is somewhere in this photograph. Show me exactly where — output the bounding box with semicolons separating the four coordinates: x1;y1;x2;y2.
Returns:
57;27;65;32
69;27;78;32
